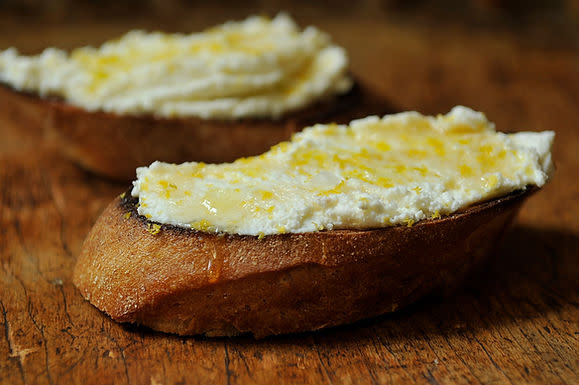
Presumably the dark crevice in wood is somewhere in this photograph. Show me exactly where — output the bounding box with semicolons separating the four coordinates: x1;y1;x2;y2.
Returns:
375;331;412;374
311;336;336;385
423;368;442;385
57;285;75;328
501;292;577;374
224;342;232;385
355;339;380;385
117;341;130;384
13;218;50;284
440;332;482;384
1;300;27;385
60;326;77;342
47;175;74;259
419;329;450;384
59;350;86;377
26;295;54;385
230;343;252;379
117;344;129;385
101;323;130;385
509;314;575;382
473;335;514;385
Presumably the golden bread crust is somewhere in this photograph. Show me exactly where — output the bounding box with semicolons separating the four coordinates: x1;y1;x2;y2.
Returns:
73;190;531;337
0;82;389;181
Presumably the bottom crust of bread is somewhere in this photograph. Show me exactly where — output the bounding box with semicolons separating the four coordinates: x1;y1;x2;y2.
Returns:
73;190;531;338
0;82;388;181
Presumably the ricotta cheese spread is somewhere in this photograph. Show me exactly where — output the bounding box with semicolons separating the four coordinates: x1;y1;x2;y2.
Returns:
0;14;351;119
131;106;554;236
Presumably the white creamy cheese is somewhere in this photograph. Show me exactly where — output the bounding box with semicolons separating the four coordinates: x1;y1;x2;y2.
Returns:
0;14;351;119
131;106;554;236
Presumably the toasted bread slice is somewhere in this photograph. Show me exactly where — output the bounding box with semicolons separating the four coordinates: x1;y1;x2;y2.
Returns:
73;189;531;337
0;82;387;181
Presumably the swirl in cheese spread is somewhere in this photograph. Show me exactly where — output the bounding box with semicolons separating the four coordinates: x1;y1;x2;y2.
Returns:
0;14;351;119
131;107;554;235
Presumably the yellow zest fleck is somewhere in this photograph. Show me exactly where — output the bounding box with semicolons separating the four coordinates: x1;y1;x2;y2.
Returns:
479;144;495;156
190;164;206;178
242;168;260;177
404;219;415;227
119;192;126;199
345;170;366;184
332;154;349;169
191;219;214;232
377;177;394;188
324;123;339;134
525;166;534;176
394;164;407;174
276;225;287;234
459;165;473;177
271;141;290;154
413;166;428;175
427;137;445;156
431;210;441;219
317;180;345;196
260;191;274;200
123;212;131;219
476;153;497;170
483;174;499;189
236;157;252;165
146;223;162;235
374;141;391;152
257;232;265;240
407;149;427;159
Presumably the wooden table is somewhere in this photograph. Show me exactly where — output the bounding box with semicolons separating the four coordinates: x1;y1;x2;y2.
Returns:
1;7;577;384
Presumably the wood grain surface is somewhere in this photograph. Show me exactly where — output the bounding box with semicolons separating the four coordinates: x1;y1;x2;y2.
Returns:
0;5;578;385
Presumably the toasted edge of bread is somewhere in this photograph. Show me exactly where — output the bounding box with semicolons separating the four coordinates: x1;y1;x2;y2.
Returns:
73;189;532;337
0;81;390;181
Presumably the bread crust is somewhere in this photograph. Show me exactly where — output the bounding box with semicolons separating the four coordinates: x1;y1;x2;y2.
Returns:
0;82;388;181
73;190;532;337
